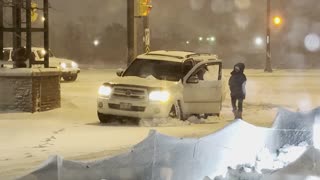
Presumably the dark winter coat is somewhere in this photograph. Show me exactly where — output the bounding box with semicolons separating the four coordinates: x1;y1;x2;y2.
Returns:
228;63;247;99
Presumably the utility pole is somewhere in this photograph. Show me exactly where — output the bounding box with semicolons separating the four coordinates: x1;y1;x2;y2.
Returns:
127;0;137;66
143;16;150;53
0;0;3;60
265;0;272;72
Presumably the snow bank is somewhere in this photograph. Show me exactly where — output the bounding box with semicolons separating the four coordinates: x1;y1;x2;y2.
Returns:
265;107;319;152
18;107;320;180
262;147;320;180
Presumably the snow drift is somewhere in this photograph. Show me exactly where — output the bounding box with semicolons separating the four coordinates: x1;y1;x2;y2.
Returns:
261;147;320;180
18;107;320;180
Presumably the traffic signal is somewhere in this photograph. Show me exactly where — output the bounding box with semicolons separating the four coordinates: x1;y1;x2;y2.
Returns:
135;0;152;17
31;2;39;22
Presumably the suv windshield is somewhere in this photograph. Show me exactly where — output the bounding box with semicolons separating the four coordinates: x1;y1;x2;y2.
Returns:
36;49;54;59
123;59;183;81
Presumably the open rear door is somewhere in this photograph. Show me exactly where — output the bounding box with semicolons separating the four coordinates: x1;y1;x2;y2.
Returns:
182;60;223;114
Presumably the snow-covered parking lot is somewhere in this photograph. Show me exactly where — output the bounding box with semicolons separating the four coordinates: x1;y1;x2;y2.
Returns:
1;68;320;179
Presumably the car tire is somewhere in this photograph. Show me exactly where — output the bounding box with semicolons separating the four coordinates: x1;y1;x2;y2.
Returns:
97;112;112;123
169;101;187;121
119;117;140;125
63;74;77;81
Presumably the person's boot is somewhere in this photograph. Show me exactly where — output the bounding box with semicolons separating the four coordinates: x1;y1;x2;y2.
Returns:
232;110;238;119
237;111;242;119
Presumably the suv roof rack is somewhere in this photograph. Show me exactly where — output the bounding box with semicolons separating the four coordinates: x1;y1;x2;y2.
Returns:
145;53;185;59
186;53;218;58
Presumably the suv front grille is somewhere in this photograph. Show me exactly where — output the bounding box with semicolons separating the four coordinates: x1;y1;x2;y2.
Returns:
108;103;146;112
112;86;146;100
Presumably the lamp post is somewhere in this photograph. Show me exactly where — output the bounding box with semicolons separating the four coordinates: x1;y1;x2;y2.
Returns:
265;0;272;72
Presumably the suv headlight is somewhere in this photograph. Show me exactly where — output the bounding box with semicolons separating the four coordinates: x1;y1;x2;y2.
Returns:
149;91;170;102
98;86;112;97
72;62;78;68
60;62;67;69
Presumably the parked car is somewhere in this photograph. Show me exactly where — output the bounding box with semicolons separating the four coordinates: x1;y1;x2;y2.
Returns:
97;50;226;123
1;47;80;81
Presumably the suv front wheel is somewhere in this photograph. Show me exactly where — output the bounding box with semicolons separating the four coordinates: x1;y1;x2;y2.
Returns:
97;112;112;123
169;101;188;121
63;74;78;81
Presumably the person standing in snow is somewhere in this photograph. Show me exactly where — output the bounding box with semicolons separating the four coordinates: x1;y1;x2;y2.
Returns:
228;63;247;119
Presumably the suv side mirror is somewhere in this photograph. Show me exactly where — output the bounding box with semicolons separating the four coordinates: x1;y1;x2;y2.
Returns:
116;68;124;77
187;75;199;84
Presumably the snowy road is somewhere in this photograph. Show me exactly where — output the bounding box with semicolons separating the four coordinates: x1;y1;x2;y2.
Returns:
0;68;320;179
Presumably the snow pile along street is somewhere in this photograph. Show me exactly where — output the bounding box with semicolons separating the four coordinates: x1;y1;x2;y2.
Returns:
19;107;320;180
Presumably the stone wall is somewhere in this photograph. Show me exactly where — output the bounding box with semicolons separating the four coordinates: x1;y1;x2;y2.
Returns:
33;76;61;111
0;68;61;112
0;76;33;111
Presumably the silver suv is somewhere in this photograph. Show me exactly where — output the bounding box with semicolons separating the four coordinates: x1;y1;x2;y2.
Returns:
97;50;226;123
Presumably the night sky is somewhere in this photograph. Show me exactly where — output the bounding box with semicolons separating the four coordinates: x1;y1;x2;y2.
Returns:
3;0;320;67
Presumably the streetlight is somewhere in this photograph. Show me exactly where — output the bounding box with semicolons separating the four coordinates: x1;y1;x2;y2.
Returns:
93;39;100;47
199;37;203;41
255;37;263;46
